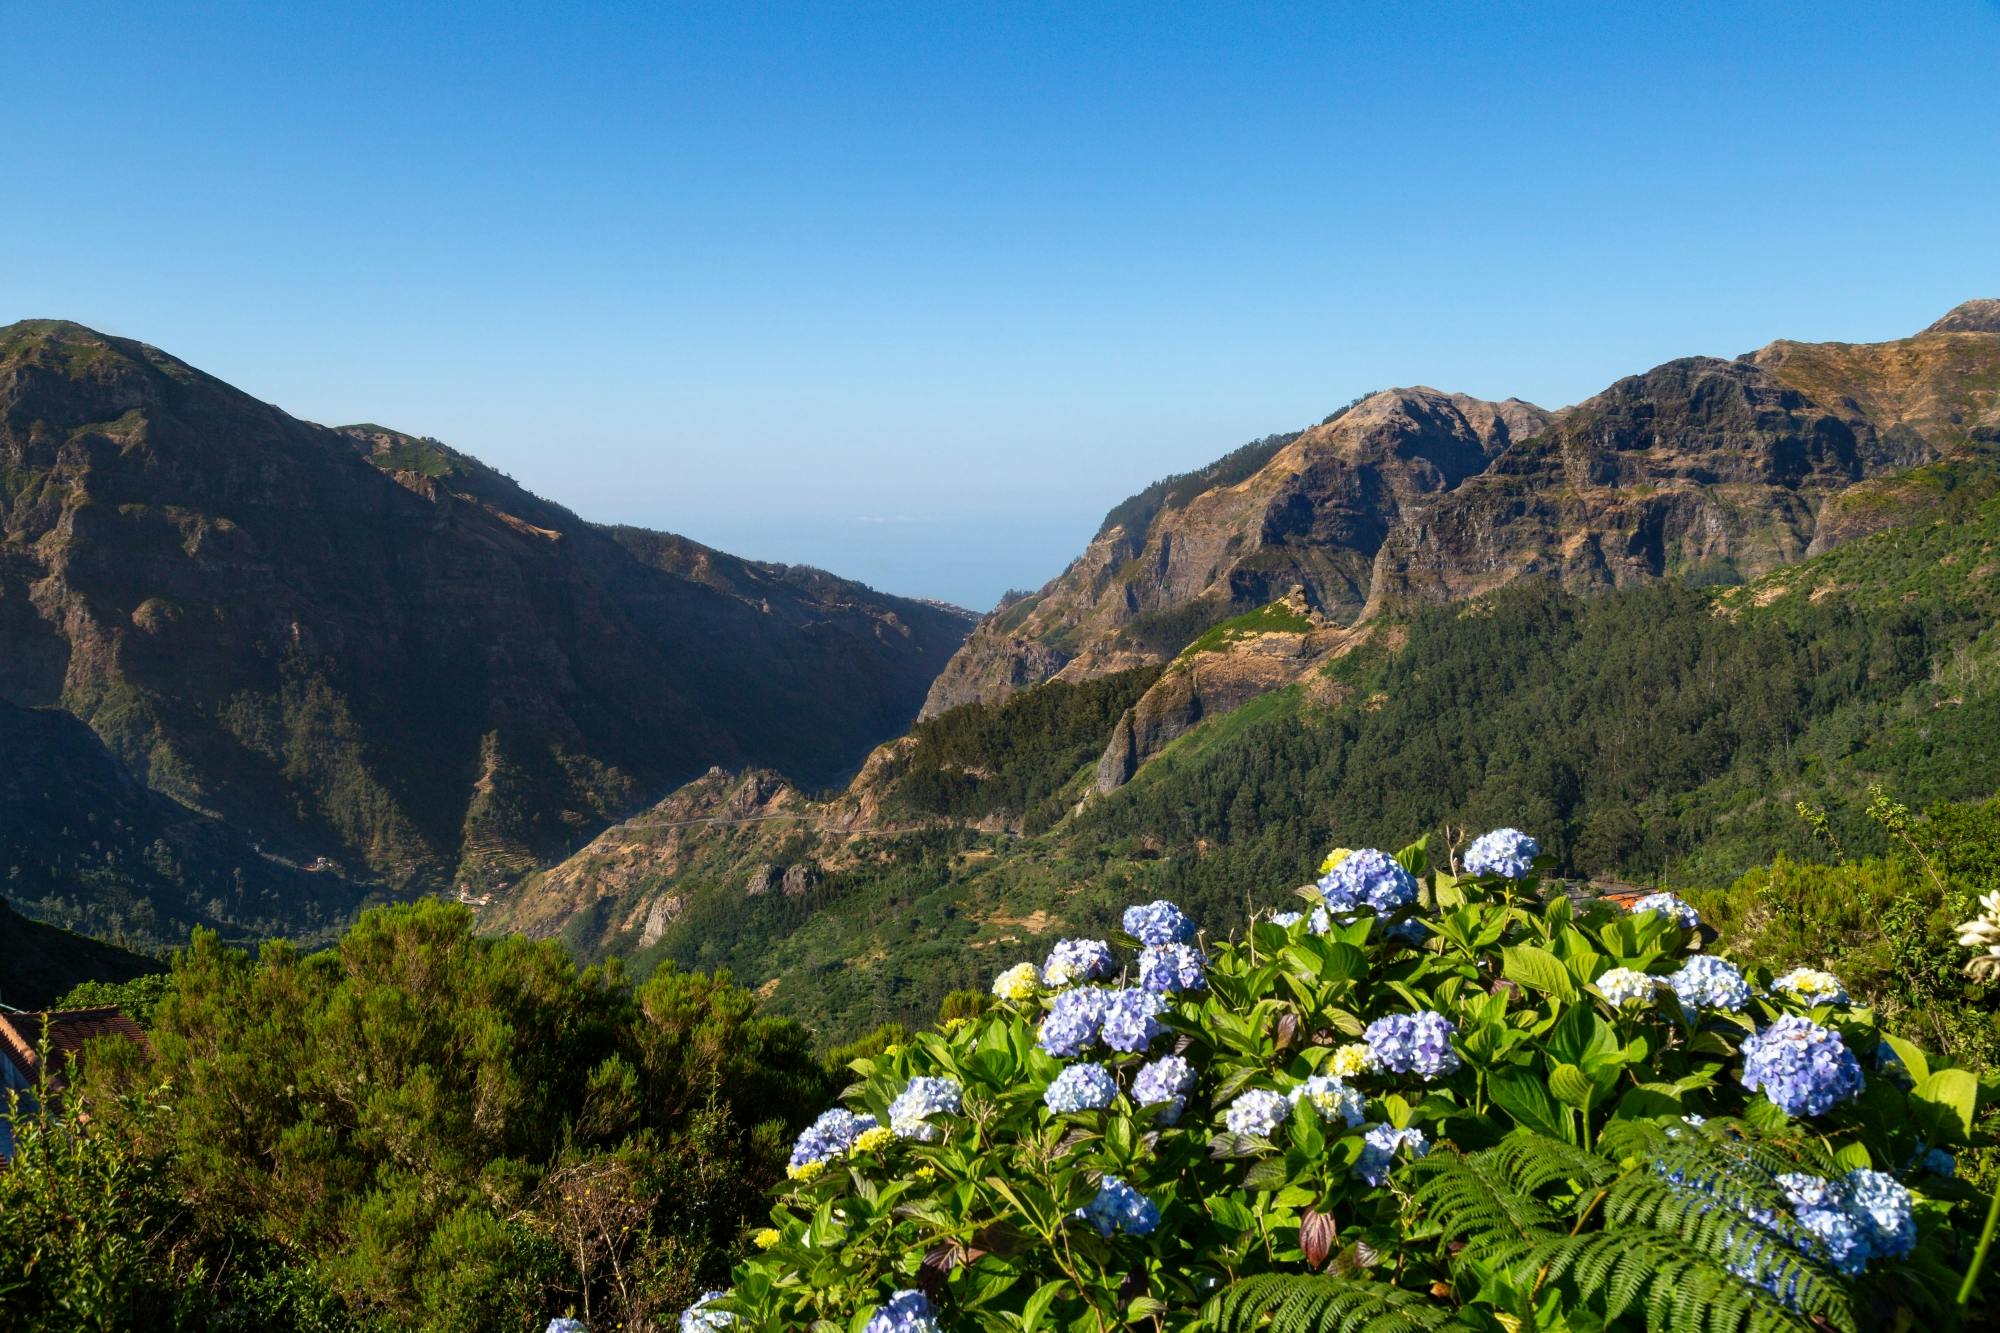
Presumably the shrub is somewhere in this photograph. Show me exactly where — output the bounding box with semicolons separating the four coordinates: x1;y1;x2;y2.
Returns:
701;836;1998;1331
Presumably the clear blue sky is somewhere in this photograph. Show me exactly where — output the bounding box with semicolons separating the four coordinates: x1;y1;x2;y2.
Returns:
7;2;1998;609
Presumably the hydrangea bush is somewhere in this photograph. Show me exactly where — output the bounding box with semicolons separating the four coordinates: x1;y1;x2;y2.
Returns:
697;834;1996;1331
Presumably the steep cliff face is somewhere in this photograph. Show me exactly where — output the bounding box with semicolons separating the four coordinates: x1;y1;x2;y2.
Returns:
0;320;972;896
928;306;2000;714
921;388;1551;716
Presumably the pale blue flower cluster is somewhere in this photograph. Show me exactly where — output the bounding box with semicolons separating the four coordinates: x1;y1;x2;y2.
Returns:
548;1320;589;1333
1132;1054;1195;1124
1123;900;1195;946
1287;1074;1365;1127
1363;1011;1460;1079
1668;955;1751;1012
1740;1015;1864;1117
887;1076;963;1141
1224;1088;1291;1139
1628;891;1701;930
1771;967;1849;1007
1138;942;1207;993
1317;848;1417;914
677;1292;735;1331
1044;1062;1119;1113
1038;987;1106;1057
863;1289;941;1333
1595;966;1661;1008
1100;987;1168;1053
1075;1175;1160;1237
1042;937;1115;987
789;1107;877;1172
1270;911;1304;928
1464;828;1539;879
1354;1124;1428;1186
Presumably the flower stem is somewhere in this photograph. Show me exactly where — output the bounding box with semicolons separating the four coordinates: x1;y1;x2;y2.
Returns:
1956;1181;2000;1307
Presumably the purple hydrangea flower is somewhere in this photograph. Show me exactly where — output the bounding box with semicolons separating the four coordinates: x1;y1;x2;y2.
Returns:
1044;1062;1119;1114
1628;892;1701;930
1224;1088;1290;1138
1354;1124;1428;1186
1463;828;1539;879
1038;987;1106;1057
1099;986;1168;1053
1363;1011;1460;1079
1132;1054;1195;1124
1041;937;1115;987
1122;900;1195;946
789;1107;877;1172
887;1076;963;1141
1074;1175;1160;1236
863;1289;941;1333
1138;942;1207;993
1741;1015;1864;1117
1668;955;1751;1012
1317;848;1417;914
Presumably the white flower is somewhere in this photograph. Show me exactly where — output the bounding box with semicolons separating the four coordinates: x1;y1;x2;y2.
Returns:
991;962;1040;1002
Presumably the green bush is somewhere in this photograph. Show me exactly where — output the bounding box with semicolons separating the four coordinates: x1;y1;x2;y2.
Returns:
706;836;1998;1331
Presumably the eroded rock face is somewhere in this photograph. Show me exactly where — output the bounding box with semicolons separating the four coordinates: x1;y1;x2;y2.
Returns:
930;307;2000;716
0;321;972;897
923;388;1552;716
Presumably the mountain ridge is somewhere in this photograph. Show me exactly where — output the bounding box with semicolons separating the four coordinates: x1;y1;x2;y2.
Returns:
0;318;972;941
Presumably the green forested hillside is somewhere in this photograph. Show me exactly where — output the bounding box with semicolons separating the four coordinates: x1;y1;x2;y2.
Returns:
626;495;2000;1041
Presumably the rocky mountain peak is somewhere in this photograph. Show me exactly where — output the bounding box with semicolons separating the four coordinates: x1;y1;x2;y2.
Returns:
1924;299;2000;335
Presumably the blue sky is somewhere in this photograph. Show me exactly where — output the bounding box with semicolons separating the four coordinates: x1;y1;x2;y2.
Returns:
6;2;1999;609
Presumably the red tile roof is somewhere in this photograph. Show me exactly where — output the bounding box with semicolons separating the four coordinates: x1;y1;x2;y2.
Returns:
0;1007;151;1093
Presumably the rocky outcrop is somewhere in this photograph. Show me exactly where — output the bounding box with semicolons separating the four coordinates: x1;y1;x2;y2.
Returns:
1094;589;1363;792
0;321;973;902
923;388;1552;716
929;305;2000;716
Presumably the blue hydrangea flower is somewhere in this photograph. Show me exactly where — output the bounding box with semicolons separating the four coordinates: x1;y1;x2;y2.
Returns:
1038;987;1106;1057
1777;1173;1871;1275
1740;1015;1864;1117
1363;1011;1461;1079
1132;1054;1195;1124
1317;848;1417;914
549;1320;590;1333
1840;1169;1917;1261
1224;1088;1291;1139
1771;968;1849;1007
886;1076;963;1141
1354;1124;1428;1186
1044;1062;1119;1114
1596;966;1661;1008
1464;828;1539;879
1042;937;1115;987
678;1291;736;1331
1138;941;1207;992
1100;987;1168;1053
1667;955;1751;1012
1123;899;1195;946
1075;1175;1160;1237
1270;910;1304;928
1628;891;1701;930
863;1289;941;1333
1306;906;1334;935
1288;1074;1365;1127
789;1107;878;1172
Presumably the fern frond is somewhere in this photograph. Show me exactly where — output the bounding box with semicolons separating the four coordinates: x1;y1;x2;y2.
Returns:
1405;1144;1563;1249
1202;1272;1468;1332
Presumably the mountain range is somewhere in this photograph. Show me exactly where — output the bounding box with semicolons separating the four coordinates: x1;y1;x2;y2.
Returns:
0;319;971;944
7;304;2000;1027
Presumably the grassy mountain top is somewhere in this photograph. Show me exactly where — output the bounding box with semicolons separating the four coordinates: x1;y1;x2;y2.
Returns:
0;897;164;1010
